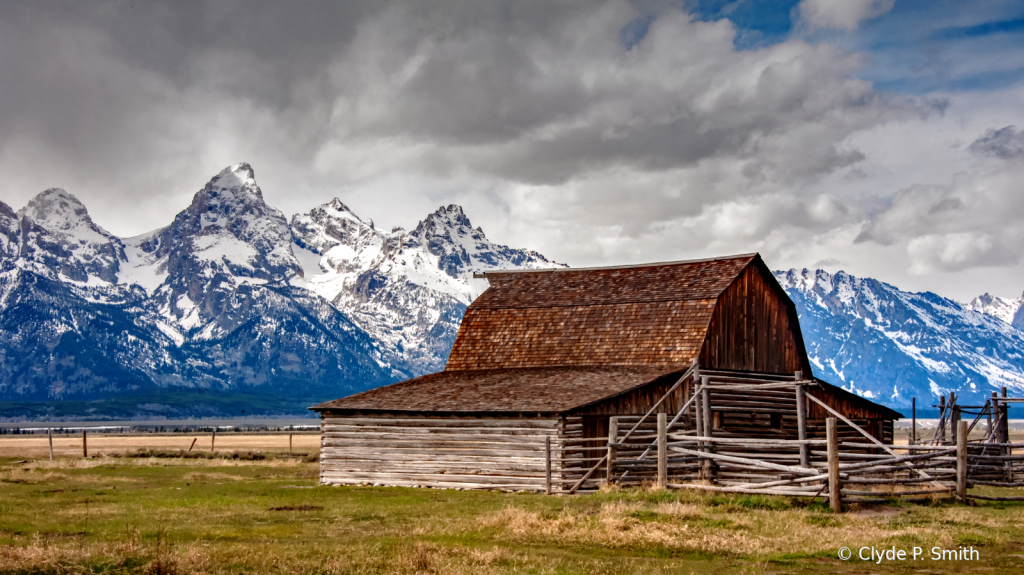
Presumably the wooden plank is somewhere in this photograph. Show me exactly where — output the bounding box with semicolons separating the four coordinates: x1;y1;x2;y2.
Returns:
321;417;560;428
957;420;968;501
321;477;544;491
606;417;618;485
668;445;819;476
545;436;552;495
827;417;841;513
795;373;809;467
657;412;667;489
670;484;822;497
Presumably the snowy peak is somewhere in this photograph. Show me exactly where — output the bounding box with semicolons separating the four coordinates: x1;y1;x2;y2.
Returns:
188;163;278;234
967;292;1024;326
149;163;300;281
291;198;377;256
205;162;261;199
15;188;125;284
413;204;474;238
21;188;97;231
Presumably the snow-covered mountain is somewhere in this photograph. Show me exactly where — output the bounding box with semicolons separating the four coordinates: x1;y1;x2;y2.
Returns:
777;269;1024;412
291;201;561;374
0;164;561;419
966;292;1024;329
6;161;1024;420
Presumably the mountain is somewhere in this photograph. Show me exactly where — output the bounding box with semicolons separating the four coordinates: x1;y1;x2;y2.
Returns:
0;164;560;420
966;292;1024;330
8;162;1024;420
291;201;561;375
777;269;1024;413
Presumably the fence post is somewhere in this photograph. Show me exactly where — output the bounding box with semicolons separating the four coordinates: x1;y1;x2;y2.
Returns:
957;420;968;502
701;375;714;483
48;427;54;461
951;404;961;445
795;371;809;468
938;395;946;444
289;433;293;455
694;383;703;479
827;417;841;513
657;412;667;489
1001;387;1010;481
985;399;992;439
911;397;916;445
212;429;216;451
606;417;619;486
545;435;552;495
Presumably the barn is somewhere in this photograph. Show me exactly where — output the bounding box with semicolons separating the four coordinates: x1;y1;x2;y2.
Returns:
311;253;901;492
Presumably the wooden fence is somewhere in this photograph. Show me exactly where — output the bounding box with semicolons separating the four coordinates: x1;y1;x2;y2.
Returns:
560;371;1024;508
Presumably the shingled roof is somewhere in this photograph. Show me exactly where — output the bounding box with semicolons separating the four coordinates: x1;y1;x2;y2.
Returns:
444;254;759;371
310;366;685;414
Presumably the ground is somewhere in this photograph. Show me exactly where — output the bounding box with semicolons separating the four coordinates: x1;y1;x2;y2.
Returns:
1;434;1024;574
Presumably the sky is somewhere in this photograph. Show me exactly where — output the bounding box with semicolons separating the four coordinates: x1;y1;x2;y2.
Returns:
0;0;1022;301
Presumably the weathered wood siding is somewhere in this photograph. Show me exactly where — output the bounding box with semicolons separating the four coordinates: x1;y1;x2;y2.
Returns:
807;386;895;420
699;264;811;375
319;413;570;491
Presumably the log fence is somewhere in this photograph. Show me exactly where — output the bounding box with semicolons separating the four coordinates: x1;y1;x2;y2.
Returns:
595;378;1024;509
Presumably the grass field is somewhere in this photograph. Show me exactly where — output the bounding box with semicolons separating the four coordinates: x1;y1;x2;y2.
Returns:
3;439;1024;574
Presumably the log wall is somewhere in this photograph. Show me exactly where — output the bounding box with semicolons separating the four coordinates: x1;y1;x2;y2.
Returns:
319;413;573;491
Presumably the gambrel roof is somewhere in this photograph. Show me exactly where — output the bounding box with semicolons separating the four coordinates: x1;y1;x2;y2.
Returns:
444;254;758;371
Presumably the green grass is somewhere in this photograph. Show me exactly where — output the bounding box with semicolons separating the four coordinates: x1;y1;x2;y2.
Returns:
2;456;1024;574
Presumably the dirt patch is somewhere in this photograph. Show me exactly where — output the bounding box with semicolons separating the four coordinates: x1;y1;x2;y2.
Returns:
183;472;250;482
269;505;324;511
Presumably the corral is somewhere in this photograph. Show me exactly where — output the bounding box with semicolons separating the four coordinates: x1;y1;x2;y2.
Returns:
312;253;900;493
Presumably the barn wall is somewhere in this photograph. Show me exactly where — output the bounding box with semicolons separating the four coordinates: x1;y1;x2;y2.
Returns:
806;385;898;420
319;412;570;491
699;265;811;374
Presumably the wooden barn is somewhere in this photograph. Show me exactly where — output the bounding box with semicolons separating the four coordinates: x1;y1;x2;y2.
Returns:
311;253;901;492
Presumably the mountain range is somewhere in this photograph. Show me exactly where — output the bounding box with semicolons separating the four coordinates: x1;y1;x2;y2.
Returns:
0;164;557;420
776;270;1024;414
1;163;1021;420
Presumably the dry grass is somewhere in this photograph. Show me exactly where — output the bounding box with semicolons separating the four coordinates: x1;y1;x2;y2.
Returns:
0;433;319;458
3;456;1024;574
478;491;1018;557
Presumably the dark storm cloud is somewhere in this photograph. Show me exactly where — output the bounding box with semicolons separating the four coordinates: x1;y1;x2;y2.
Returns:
0;0;1021;300
0;0;918;192
968;126;1024;159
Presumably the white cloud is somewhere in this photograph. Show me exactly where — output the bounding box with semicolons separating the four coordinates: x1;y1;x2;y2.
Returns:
798;0;895;32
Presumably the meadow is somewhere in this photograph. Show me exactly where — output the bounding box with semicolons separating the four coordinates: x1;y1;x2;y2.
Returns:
2;435;1024;574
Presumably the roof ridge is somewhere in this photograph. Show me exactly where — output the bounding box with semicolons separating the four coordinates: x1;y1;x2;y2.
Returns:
474;253;757;276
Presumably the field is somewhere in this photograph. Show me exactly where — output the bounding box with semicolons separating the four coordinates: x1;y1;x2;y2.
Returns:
2;435;1024;574
0;432;320;459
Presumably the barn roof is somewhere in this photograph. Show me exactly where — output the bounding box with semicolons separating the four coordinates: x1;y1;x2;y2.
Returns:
310;366;686;414
445;253;761;371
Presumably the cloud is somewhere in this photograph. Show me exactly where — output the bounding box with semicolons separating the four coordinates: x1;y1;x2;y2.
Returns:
0;0;1020;301
854;165;1024;274
798;0;895;32
968;125;1024;159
